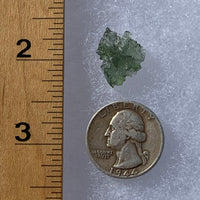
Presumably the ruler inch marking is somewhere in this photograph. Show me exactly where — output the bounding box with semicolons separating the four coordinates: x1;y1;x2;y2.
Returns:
16;58;63;61
15;143;62;146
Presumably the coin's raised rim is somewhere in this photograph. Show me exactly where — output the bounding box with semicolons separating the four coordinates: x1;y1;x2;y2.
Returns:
86;101;164;179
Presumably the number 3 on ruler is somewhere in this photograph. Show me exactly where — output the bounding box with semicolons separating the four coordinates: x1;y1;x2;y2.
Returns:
15;122;31;141
16;39;31;58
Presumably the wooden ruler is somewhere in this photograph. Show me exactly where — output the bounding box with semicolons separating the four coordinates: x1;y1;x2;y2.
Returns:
0;0;65;199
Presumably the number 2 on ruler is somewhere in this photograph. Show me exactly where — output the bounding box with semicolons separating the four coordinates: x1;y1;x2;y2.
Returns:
16;39;32;58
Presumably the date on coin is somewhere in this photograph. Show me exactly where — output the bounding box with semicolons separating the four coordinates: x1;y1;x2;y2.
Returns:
86;101;164;178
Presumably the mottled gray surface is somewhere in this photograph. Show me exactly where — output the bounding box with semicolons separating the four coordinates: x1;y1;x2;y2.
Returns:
64;0;200;199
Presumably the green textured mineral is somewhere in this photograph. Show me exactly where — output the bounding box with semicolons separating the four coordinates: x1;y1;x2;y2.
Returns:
97;27;145;87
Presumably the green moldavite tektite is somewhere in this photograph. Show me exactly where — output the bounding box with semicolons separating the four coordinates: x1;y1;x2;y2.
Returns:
97;28;145;87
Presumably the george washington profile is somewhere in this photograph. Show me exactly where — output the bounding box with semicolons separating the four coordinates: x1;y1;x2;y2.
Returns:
104;110;149;169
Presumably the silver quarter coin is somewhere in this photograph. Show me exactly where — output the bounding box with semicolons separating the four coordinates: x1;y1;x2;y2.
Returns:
86;101;164;178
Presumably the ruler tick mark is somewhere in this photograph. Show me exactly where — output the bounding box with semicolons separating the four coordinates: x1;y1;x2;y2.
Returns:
32;101;62;103
52;75;63;77
48;90;62;92
33;17;64;19
15;143;62;146
54;12;64;14
51;181;62;183
54;22;64;24
48;48;64;50
53;54;64;56
53;33;64;36
52;106;63;108
42;80;63;82
49;7;64;9
52;138;62;140
53;43;64;45
54;1;64;4
48;111;63;113
46;175;62;177
52;149;62;151
41;164;62;167
42;122;63;124
17;58;63;61
48;70;63;72
53;85;63;87
30;186;62;189
52;192;62;194
53;33;64;35
49;28;64;30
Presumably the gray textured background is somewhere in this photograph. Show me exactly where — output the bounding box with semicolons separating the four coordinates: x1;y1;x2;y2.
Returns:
64;0;200;199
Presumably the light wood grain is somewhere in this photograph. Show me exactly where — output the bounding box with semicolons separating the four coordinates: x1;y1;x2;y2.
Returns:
0;0;64;199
